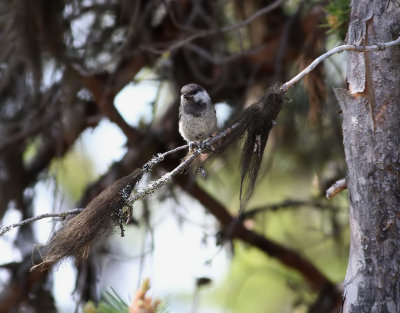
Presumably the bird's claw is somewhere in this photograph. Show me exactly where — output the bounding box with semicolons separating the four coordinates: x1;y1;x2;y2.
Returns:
188;141;196;151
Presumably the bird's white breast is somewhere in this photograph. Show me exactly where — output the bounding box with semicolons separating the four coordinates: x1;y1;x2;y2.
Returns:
179;103;217;142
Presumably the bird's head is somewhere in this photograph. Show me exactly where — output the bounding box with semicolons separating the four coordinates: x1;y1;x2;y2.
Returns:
180;83;211;105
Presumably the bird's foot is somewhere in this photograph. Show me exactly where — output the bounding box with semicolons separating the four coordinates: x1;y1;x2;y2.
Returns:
188;141;197;151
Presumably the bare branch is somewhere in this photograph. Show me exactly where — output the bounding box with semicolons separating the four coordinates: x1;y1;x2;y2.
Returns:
244;199;338;218
326;178;347;200
280;36;400;92
174;176;339;292
126;123;240;218
0;110;58;154
0;209;83;236
143;0;286;54
141;144;188;173
185;42;266;64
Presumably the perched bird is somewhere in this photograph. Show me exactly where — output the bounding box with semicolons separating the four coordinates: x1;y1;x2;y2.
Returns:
179;83;217;146
179;83;283;211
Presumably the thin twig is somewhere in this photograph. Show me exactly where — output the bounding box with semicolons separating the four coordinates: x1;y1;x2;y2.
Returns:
0;110;58;154
243;199;338;218
141;144;188;173
126;123;239;216
143;0;286;54
326;178;347;199
185;42;266;65
161;0;199;33
280;36;400;92
0;209;84;236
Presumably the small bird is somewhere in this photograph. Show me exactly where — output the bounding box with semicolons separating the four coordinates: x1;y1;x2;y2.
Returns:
179;83;217;147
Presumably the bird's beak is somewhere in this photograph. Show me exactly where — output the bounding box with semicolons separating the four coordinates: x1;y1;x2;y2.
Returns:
183;94;192;99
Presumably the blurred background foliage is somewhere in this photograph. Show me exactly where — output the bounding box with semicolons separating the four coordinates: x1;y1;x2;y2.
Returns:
0;0;350;312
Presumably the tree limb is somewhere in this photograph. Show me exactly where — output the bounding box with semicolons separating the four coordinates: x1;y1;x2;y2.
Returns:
175;175;339;292
326;178;347;199
0;209;83;236
243;199;338;218
143;0;286;54
280;35;400;92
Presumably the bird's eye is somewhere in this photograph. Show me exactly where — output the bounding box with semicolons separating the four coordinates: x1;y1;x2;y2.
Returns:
188;89;201;96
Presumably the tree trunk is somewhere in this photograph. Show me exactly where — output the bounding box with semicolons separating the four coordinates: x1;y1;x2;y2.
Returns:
334;1;400;312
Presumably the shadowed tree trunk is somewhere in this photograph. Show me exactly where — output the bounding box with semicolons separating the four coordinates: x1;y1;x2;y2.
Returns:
335;1;400;312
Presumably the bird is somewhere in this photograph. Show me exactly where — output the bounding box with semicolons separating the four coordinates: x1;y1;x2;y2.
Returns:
178;83;283;211
178;83;217;148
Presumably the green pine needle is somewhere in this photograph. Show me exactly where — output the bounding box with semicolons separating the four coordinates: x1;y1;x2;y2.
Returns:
97;288;129;313
322;0;350;39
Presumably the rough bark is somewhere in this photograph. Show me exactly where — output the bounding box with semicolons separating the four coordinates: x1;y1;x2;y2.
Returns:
334;1;400;312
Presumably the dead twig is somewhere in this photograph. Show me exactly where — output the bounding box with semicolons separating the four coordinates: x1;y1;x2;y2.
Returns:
280;36;400;92
143;0;286;54
0;209;83;236
326;178;347;199
244;199;338;218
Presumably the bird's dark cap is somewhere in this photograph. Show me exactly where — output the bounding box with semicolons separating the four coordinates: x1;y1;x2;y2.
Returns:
180;83;204;95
